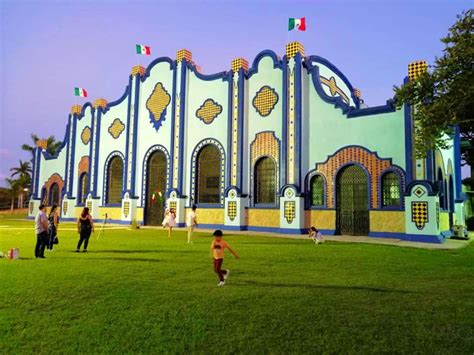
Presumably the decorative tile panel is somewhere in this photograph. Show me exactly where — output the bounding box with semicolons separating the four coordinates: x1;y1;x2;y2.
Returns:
284;201;296;224
408;60;427;81
123;201;130;218
228;201;237;221
315;146;392;208
285;41;304;59
231;58;249;72
411;201;428;230
108;118;125;139
131;65;145;77
93;98;108;109
71;105;82;115
176;49;192;62
81;126;91;145
196;99;222;124
146;82;171;131
63;201;68;214
253;86;279;117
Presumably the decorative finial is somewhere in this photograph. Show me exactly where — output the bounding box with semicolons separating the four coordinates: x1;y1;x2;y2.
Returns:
231;58;249;73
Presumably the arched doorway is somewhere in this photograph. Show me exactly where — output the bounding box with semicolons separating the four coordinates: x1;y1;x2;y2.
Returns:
195;144;221;204
145;150;167;225
254;156;277;205
49;183;60;206
336;165;369;236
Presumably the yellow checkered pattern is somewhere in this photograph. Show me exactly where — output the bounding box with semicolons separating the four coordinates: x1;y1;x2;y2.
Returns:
108;118;125;139
284;201;296;224
286;41;304;59
169;201;177;212
196;99;222;124
86;200;92;210
81;127;91;145
176;49;192;62
71;105;82;115
63;201;68;214
408;60;427;81
146;83;171;122
131;65;146;77
253;86;278;117
411;201;428;230
36;139;48;149
228;201;237;221
123;201;130;218
231;58;249;72
353;88;361;98
93;98;108;109
251;132;279;165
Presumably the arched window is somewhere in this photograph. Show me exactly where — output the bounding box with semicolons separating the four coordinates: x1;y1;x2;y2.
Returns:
254;157;276;204
382;172;401;207
196;145;221;204
310;175;325;207
78;173;89;204
107;157;123;204
49;183;60;206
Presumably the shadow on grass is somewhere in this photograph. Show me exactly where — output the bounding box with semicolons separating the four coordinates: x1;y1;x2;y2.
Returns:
82;249;201;254
60;256;161;263
234;280;413;293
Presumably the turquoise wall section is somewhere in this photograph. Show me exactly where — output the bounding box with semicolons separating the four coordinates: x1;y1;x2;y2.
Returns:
305;71;406;172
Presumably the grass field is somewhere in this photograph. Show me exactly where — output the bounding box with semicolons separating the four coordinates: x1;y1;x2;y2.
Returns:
1;214;473;354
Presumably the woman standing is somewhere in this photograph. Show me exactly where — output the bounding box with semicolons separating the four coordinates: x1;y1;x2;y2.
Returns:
76;207;94;252
47;205;59;251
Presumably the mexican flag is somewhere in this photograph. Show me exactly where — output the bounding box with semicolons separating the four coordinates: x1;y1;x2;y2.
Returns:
74;87;87;97
288;17;306;31
136;44;151;55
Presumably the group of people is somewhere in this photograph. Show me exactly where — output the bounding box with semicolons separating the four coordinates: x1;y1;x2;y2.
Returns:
34;204;324;286
162;204;198;244
34;205;94;257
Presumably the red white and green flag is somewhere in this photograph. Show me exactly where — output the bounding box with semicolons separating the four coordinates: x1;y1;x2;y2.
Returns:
288;17;306;31
74;87;88;97
136;44;151;55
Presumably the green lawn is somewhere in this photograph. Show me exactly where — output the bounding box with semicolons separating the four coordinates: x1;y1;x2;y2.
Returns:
1;214;473;354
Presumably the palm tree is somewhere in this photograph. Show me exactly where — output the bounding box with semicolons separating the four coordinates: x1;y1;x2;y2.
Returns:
10;160;32;208
22;134;62;157
5;178;20;212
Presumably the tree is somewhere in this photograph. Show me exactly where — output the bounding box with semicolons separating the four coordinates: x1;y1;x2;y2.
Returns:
5;178;21;212
10;160;32;208
394;10;474;164
21;134;62;157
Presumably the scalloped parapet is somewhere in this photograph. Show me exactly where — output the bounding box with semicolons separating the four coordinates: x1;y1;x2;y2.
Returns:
286;41;304;59
36;139;48;149
93;98;108;109
408;60;427;81
71;104;82;115
176;49;192;62
353;88;361;98
131;65;146;77
231;58;249;73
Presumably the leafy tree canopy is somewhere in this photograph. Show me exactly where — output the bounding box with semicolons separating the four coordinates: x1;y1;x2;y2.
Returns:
394;10;473;163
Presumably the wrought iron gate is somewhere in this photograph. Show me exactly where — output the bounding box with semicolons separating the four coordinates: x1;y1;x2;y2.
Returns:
145;151;167;225
336;165;369;236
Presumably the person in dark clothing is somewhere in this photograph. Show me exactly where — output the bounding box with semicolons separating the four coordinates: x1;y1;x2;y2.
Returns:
35;204;49;258
76;207;94;252
47;205;59;251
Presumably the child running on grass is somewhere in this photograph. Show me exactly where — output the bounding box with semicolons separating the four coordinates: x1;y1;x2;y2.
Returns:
210;230;239;286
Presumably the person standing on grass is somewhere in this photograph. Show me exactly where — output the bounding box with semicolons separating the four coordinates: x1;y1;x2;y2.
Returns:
46;205;59;251
162;207;170;229
186;205;198;244
167;208;176;238
76;207;94;252
210;230;239;286
34;204;49;258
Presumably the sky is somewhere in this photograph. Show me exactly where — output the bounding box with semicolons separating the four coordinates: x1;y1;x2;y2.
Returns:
0;0;471;187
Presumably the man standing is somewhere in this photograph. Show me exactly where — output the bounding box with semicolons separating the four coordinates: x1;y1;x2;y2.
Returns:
35;204;49;258
186;205;198;244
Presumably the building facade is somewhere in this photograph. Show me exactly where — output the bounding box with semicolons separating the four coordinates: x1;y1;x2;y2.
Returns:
28;42;464;243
